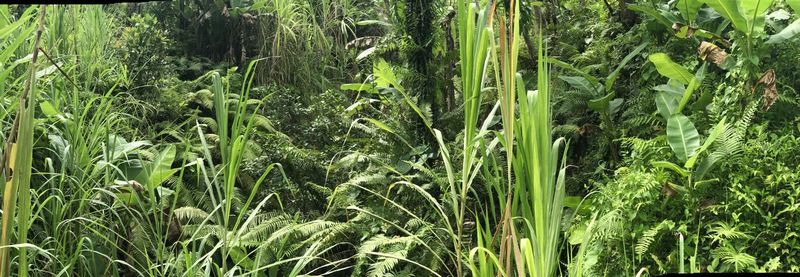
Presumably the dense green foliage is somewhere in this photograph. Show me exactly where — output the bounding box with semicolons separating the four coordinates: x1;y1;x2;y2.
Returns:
0;0;799;276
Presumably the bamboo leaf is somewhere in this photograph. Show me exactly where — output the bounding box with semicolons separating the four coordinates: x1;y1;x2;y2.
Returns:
1;7;45;276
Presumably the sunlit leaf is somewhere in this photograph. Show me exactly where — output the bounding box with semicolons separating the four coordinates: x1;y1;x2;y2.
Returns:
648;53;695;84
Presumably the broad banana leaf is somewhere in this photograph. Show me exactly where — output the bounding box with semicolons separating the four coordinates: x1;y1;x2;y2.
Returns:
649;53;695;84
666;114;700;162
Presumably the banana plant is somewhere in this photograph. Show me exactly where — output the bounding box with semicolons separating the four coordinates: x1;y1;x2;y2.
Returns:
632;0;800;70
627;1;730;42
648;53;732;185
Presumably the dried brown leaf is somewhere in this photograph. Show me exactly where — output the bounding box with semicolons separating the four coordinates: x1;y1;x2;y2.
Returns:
756;69;777;111
698;41;728;66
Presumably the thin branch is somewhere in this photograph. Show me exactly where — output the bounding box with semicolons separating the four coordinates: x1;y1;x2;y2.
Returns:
37;47;79;89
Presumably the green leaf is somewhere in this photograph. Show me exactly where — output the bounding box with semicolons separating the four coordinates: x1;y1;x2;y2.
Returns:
340;83;376;93
373;59;401;89
700;0;749;32
39;101;57;117
569;226;586;245
548;57;601;88
655;91;680;120
587;92;615;114
767;18;800;44
738;0;774;35
651;160;689;177
653;80;686;97
649;53;695;84
676;0;703;23
147;145;177;189
606;42;648;92
559;75;596;93
684;118;727;169
628;4;674;27
676;78;700;114
609;98;623;117
789;0;800;12
692;89;714;110
667;114;701;162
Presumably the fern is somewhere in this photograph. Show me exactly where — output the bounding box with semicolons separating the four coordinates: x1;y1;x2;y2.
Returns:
355;235;417;276
174;206;211;222
707;222;751;245
593;209;626;240
236;213;295;246
368;248;408;277
695;103;754;179
635;220;675;256
618;136;666;162
711;244;757;272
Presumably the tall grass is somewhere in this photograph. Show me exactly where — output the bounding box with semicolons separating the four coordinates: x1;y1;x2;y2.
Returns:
0;5;46;277
460;1;568;276
452;1;493;276
489;0;523;272
514;24;568;277
189;59;293;274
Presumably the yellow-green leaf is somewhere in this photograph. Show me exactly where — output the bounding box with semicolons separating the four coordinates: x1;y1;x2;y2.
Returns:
39;101;57;117
649;53;695;84
700;0;748;32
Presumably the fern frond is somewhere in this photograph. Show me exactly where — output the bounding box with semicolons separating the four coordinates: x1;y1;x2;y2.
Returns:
635;220;675;256
708;222;751;245
174;206;212;222
711;244;757;272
